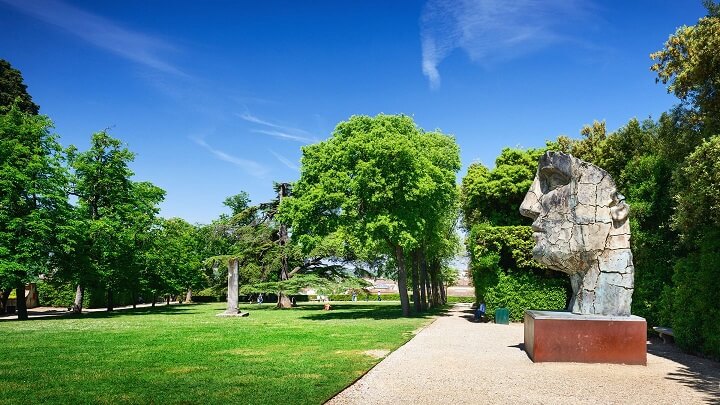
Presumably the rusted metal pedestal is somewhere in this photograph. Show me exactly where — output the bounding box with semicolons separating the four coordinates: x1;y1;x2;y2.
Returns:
524;310;647;365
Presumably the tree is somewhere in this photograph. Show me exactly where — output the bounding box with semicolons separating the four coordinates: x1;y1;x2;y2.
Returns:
281;114;460;316
223;192;251;216
68;131;164;312
669;135;720;357
143;217;205;304
0;104;68;319
203;193;281;311
460;147;544;228
0;59;39;115
651;5;720;130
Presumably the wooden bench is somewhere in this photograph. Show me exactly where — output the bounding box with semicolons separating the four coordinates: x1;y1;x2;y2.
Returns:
652;326;674;343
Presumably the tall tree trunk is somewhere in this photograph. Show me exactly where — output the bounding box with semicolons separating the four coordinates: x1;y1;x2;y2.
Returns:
394;244;411;317
152;293;157;307
430;260;440;307
132;291;137;309
419;250;428;311
2;287;13;313
411;250;421;313
185;288;192;303
166;295;170;305
16;282;28;320
276;183;293;309
72;284;84;313
106;288;114;312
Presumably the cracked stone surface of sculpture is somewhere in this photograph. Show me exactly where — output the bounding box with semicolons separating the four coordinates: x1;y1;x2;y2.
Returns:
519;151;634;316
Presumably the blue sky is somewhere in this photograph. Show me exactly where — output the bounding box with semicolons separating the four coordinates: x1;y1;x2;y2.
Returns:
0;0;707;224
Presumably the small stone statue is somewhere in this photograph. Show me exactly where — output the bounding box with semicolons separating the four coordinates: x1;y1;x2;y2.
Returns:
520;151;633;316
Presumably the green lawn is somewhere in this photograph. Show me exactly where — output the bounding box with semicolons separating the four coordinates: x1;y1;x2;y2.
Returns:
0;302;441;404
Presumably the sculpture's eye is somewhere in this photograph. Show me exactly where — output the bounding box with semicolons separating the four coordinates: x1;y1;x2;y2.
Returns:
539;167;570;193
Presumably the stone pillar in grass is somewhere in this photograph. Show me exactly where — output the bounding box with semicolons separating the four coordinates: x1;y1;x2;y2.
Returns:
225;258;239;315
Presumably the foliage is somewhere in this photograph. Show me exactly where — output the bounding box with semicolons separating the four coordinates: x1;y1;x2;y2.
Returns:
441;265;459;286
670;230;720;359
445;295;475;303
467;225;569;321
460;147;543;227
143;217;206;299
223;191;251;216
36;280;76;307
651;8;720;129
0;59;39;114
668;137;720;358
620;153;677;325
0;302;439;403
0;103;68;319
460;146;569;322
193;287;224;302
474;266;569;322
281;114;461;315
673;136;720;239
66;131;165;310
241;274;372;298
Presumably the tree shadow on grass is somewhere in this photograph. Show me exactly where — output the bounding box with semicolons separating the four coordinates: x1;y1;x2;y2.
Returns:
1;304;199;323
647;337;720;402
299;304;448;321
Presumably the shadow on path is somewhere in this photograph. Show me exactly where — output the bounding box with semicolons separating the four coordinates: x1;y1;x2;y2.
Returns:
647;338;720;403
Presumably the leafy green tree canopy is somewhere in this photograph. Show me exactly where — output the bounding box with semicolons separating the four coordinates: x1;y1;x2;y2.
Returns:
0;59;39;115
281;114;460;316
0;103;67;318
460;147;544;227
651;5;720;127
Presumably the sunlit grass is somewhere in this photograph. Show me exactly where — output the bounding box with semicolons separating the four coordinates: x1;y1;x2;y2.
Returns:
0;302;441;404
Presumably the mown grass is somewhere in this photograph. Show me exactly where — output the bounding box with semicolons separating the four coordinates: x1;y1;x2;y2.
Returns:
0;302;442;404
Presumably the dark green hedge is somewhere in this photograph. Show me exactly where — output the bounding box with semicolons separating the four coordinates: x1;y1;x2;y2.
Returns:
446;296;475;303
37;281;76;308
671;230;720;359
469;224;569;322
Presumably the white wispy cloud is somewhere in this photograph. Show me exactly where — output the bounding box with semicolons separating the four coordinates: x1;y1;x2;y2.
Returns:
420;0;592;89
237;112;318;144
190;137;268;178
269;150;300;172
1;0;186;76
252;129;316;143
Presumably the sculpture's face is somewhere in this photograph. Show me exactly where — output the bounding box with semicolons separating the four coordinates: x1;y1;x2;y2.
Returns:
519;152;629;273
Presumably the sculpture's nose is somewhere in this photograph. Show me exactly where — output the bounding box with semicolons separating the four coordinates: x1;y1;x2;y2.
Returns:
520;176;542;220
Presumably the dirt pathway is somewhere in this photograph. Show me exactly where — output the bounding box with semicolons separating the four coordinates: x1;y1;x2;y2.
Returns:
328;303;719;404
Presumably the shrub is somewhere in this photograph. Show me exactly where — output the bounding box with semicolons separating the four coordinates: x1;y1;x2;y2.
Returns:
194;287;224;302
469;224;569;321
446;296;475;303
671;230;720;359
36;281;76;308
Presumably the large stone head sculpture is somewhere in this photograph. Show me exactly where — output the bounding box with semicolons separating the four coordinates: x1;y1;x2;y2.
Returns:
519;151;633;316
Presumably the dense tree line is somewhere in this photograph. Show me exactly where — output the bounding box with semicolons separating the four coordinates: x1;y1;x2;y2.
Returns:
462;4;720;358
0;60;211;317
1;61;459;318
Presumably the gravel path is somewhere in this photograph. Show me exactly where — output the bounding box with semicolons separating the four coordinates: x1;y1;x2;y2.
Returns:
328;303;720;405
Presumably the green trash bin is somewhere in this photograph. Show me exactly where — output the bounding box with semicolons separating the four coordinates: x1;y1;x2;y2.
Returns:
495;307;509;324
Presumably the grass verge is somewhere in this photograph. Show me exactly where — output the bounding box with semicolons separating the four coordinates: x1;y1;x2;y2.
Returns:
0;302;442;404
